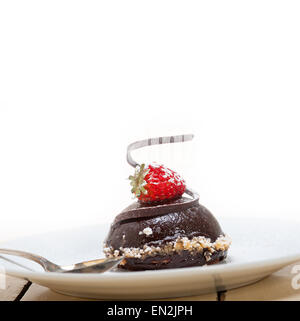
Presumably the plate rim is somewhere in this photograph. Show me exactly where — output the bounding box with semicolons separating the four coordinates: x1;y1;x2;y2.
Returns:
2;217;300;283
4;253;300;282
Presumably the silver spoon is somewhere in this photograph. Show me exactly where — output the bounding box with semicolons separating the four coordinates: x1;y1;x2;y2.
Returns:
0;248;123;273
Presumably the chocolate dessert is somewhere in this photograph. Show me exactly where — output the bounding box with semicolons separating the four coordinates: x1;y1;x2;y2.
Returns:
103;134;231;270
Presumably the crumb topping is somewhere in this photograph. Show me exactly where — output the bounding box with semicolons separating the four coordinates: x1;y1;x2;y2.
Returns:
139;227;153;236
103;234;231;261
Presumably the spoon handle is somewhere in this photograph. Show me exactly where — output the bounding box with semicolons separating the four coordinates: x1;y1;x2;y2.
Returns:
0;248;59;272
0;248;124;273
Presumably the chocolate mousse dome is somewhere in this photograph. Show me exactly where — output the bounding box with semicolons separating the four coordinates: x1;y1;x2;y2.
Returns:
104;196;230;270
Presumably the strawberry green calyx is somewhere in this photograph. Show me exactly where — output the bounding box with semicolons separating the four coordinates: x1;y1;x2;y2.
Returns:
129;164;149;197
129;162;186;203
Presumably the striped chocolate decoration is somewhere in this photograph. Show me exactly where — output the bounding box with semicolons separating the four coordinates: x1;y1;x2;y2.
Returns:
127;134;194;168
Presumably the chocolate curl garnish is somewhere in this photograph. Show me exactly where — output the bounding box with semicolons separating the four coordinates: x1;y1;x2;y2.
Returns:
127;134;194;168
113;188;200;224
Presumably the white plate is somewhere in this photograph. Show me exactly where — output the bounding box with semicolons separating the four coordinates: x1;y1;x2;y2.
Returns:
1;217;300;300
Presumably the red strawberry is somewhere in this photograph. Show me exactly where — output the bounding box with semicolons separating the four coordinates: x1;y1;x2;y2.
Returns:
129;163;186;203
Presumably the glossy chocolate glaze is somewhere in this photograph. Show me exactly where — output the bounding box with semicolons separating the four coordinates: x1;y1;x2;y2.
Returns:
105;197;224;251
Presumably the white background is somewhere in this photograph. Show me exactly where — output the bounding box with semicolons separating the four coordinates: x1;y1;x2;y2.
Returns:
0;1;300;242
